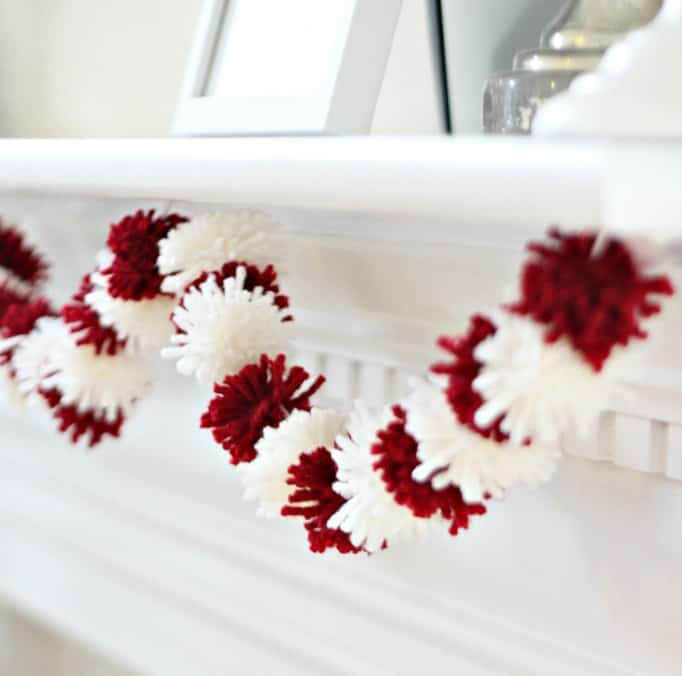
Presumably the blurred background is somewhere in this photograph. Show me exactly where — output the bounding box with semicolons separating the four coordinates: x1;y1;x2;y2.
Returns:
0;0;565;136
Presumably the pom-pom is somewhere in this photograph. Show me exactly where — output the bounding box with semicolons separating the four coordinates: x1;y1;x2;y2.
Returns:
11;317;71;398
41;388;124;447
0;297;55;364
41;331;153;423
282;447;362;555
329;403;432;553
472;312;619;444
85;286;177;351
432;315;508;442
201;353;325;464
0;223;49;289
0;284;29;319
372;406;487;535
157;210;278;294
162;266;291;384
62;275;125;355
510;229;674;371
241;408;346;517
405;379;560;503
186;261;291;319
101;210;187;300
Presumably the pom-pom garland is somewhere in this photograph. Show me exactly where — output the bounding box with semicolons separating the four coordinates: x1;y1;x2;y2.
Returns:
0;213;676;556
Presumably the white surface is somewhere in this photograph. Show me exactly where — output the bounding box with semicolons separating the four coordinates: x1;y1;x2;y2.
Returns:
173;0;402;135
534;0;682;137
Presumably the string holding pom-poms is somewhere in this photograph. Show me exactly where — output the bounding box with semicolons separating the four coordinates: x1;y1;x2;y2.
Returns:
201;353;325;465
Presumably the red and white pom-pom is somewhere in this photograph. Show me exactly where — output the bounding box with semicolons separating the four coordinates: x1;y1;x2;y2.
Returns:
10;316;70;399
200;353;324;464
372;407;487;536
240;408;346;517
281;446;363;555
157;210;278;294
405;379;560;503
83;210;186;351
41;328;153;423
471;312;621;444
0;222;49;297
510;229;674;371
162;266;291;384
328;402;432;553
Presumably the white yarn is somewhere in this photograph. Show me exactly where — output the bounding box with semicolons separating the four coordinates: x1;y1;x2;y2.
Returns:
329;402;434;553
161;266;290;384
85;287;177;352
405;379;560;503
157;210;278;294
10;317;70;400
41;329;154;422
472;312;617;445
241;408;346;518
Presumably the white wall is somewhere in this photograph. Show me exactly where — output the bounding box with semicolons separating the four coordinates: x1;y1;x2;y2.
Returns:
0;0;203;136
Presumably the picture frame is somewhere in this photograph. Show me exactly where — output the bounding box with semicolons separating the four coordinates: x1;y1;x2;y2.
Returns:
173;0;403;136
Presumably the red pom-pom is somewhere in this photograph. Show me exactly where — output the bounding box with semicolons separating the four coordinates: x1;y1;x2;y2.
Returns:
510;229;674;371
372;407;486;535
102;210;187;300
186;261;292;319
40;388;123;447
61;275;126;355
0;297;55;365
0;223;49;287
282;446;363;555
431;315;508;442
201;354;325;464
0;284;29;319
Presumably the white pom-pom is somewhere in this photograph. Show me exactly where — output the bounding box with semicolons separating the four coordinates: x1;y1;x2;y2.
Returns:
472;312;618;445
329;402;433;553
405;379;560;503
241;408;346;518
161;266;290;384
41;332;154;422
157;210;278;294
11;317;71;399
85;287;177;352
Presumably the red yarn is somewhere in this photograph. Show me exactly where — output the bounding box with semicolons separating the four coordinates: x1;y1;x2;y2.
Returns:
0;223;49;286
282;446;363;555
201;353;325;464
62;275;126;355
432;315;508;442
0;284;28;319
102;210;187;300
0;297;55;365
510;229;674;371
372;407;486;535
40;388;123;447
184;261;292;321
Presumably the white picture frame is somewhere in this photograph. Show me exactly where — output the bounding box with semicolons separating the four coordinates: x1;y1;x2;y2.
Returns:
173;0;403;136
